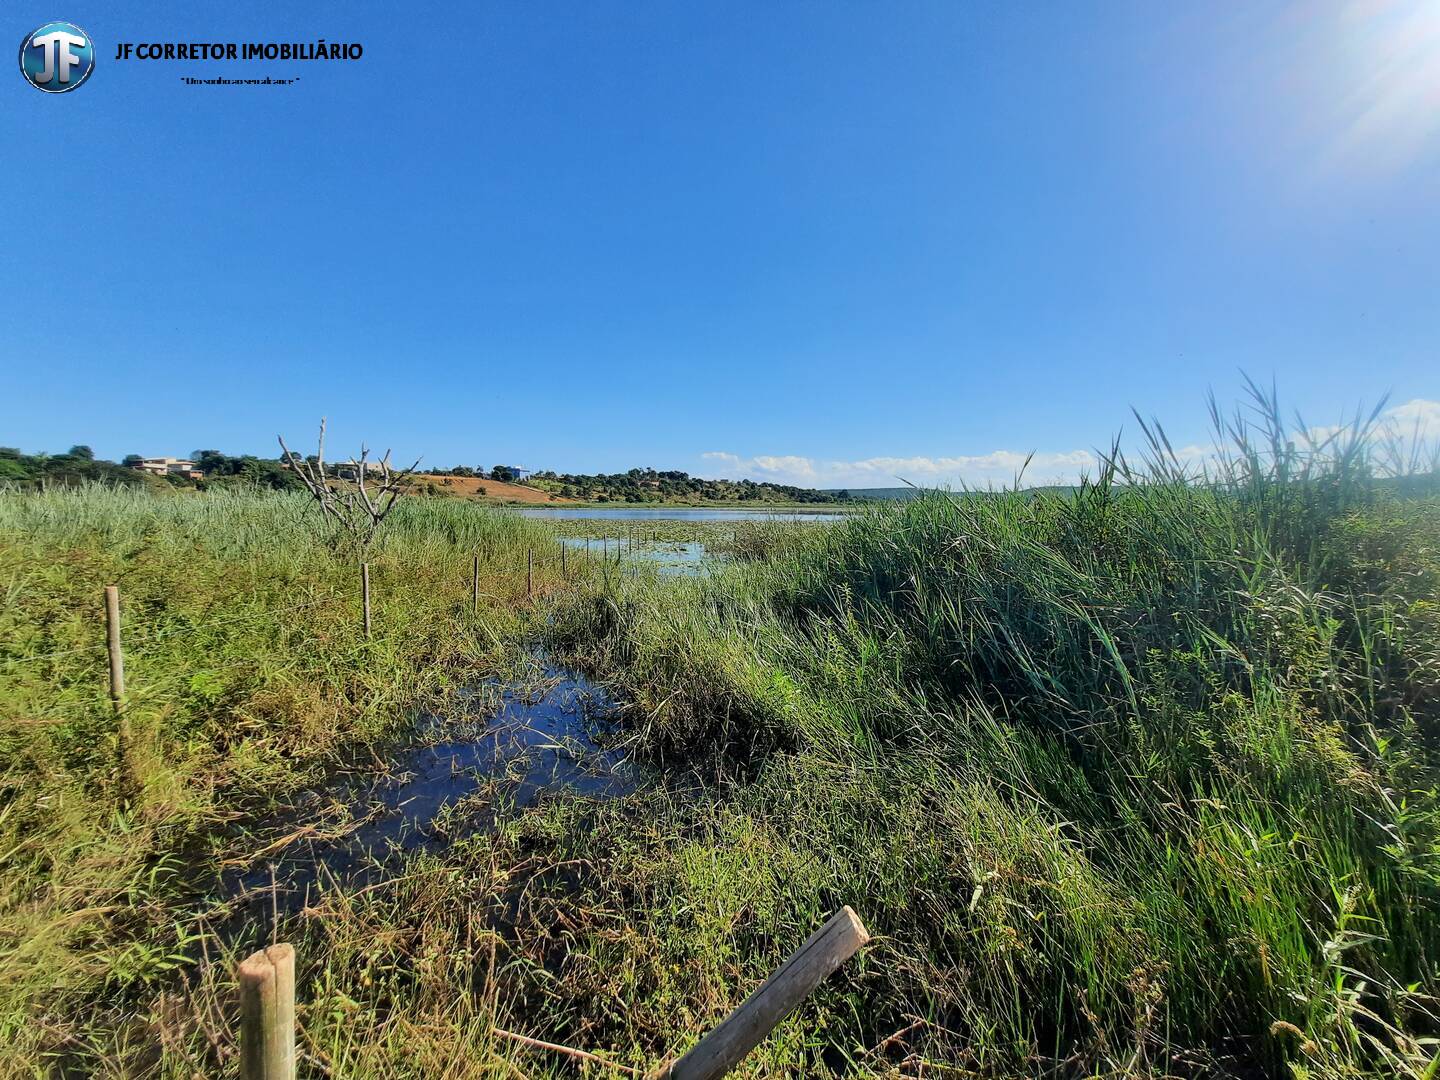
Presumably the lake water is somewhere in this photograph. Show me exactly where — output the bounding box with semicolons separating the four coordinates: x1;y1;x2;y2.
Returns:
561;536;712;577
513;507;851;522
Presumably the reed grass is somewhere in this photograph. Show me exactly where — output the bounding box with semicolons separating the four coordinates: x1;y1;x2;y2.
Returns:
4;386;1439;1077
544;389;1440;1076
0;486;575;1073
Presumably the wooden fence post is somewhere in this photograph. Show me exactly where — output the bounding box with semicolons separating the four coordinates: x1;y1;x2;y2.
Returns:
472;555;480;615
238;943;296;1080
103;585;125;714
361;562;371;638
646;907;869;1080
527;549;533;598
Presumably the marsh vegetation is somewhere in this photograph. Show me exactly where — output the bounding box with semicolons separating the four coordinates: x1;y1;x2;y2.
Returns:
3;393;1439;1077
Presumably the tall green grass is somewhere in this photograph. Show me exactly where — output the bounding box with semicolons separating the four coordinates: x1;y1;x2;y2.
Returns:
0;485;572;1071
544;395;1440;1076
4;389;1439;1077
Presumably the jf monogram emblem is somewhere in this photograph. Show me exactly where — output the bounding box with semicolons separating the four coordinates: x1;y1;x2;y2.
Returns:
19;21;95;93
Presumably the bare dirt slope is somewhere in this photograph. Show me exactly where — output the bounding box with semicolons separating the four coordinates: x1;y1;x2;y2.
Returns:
411;475;575;504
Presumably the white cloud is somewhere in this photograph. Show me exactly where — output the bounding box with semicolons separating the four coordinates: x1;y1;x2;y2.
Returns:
751;455;819;481
697;400;1439;491
1383;398;1440;439
1295;398;1439;451
700;448;1097;489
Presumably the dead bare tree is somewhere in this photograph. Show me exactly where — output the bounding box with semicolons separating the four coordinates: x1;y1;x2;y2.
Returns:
278;419;420;553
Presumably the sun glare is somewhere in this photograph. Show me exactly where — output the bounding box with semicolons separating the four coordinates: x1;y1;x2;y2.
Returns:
1327;0;1440;173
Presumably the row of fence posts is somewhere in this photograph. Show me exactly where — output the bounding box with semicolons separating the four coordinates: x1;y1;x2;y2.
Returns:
96;540;646;714
353;544;557;643
232;907;868;1079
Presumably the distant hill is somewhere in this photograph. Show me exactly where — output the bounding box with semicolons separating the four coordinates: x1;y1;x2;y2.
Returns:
829;487;929;500
527;468;850;505
411;474;574;504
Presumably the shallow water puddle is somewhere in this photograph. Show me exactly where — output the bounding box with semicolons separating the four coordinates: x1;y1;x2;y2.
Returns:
220;653;632;915
560;536;715;577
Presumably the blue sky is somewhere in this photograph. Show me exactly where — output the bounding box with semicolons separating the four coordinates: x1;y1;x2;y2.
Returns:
2;1;1436;487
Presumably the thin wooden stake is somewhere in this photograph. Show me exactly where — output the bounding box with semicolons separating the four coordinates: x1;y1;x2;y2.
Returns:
561;544;567;577
238;942;296;1080
361;562;371;638
527;549;533;598
646;907;869;1080
472;555;480;614
103;585;125;714
494;1028;638;1075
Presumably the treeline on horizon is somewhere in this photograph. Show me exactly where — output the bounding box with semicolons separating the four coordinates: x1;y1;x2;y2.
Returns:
524;467;852;503
0;447;854;503
0;446;300;491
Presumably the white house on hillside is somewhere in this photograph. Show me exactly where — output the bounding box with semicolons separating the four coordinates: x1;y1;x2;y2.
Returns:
133;457;204;480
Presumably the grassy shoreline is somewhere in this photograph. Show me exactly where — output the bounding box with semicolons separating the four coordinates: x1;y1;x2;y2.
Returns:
4;412;1439;1077
541;474;1440;1077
